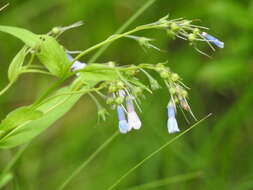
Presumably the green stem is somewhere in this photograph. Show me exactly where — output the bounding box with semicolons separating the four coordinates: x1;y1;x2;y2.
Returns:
26;52;36;67
21;69;54;76
57;131;119;190
35;86;104;108
88;0;156;63
1;143;29;175
73;25;157;64
106;114;212;190
125;171;203;190
0;82;14;96
0;3;9;12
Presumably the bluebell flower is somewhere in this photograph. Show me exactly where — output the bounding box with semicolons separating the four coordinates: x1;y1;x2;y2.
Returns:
201;32;224;48
117;105;130;134
126;96;141;130
167;102;180;134
66;53;86;73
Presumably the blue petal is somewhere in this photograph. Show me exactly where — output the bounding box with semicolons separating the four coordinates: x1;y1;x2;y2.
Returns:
202;32;224;48
119;120;129;134
167;118;180;134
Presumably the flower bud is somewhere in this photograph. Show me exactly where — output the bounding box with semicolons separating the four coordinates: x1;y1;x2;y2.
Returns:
160;71;170;79
188;33;196;42
171;73;179;81
169;87;176;94
115;97;124;105
108;85;117;93
106;97;114;105
52;27;61;35
170;23;179;32
193;28;200;35
116;81;125;90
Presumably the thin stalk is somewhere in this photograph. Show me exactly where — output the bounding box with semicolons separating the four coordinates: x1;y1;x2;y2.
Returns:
0;3;9;12
1;143;29;175
106;114;212;190
73;25;157;64
21;69;54;76
89;0;156;63
57;131;119;190
0;82;14;96
125;171;203;190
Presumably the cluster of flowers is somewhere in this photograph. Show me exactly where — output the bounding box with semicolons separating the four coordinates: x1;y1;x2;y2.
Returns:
69;54;196;134
66;16;224;134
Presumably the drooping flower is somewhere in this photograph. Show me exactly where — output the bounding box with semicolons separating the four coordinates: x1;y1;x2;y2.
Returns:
117;105;130;134
201;32;224;48
167;101;180;134
126;96;141;130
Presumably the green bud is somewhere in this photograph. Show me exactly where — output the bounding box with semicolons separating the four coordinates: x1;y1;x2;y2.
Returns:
52;27;61;35
107;61;116;67
170;23;179;32
171;73;179;81
160;71;170;79
166;30;176;39
106;97;114;105
188;33;196;42
108;85;117;93
150;79;160;90
155;63;165;72
193;28;200;35
115;97;124;105
116;81;125;89
181;90;188;97
169;88;176;94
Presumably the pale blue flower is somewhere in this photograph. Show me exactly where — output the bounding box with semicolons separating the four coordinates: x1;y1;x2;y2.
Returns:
117;105;130;134
167;102;180;134
201;32;224;48
126;97;141;130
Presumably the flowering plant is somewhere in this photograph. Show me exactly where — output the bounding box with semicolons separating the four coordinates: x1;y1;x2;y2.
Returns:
0;12;223;149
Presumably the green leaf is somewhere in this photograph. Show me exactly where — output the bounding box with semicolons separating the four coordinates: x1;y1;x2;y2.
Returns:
0;84;95;149
36;35;71;77
8;47;28;82
0;25;40;48
79;64;119;83
0;107;43;133
0;173;13;189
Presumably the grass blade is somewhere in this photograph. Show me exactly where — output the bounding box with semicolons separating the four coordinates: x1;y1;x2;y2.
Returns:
107;114;212;190
126;171;203;190
57;131;119;190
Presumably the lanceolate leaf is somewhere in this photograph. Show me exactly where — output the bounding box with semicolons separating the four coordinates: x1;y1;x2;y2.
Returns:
36;35;71;77
8;46;28;82
0;84;95;149
79;64;119;83
0;25;40;48
0;106;43;132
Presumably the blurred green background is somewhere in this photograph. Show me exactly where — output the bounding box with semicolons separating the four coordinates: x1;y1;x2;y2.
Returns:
0;0;253;189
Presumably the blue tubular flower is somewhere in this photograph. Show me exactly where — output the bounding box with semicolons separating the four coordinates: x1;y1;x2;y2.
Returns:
201;32;224;48
117;105;130;134
126;96;141;130
167;102;180;134
66;53;86;72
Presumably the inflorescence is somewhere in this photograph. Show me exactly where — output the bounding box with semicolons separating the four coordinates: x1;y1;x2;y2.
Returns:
64;15;224;134
1;14;224;135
